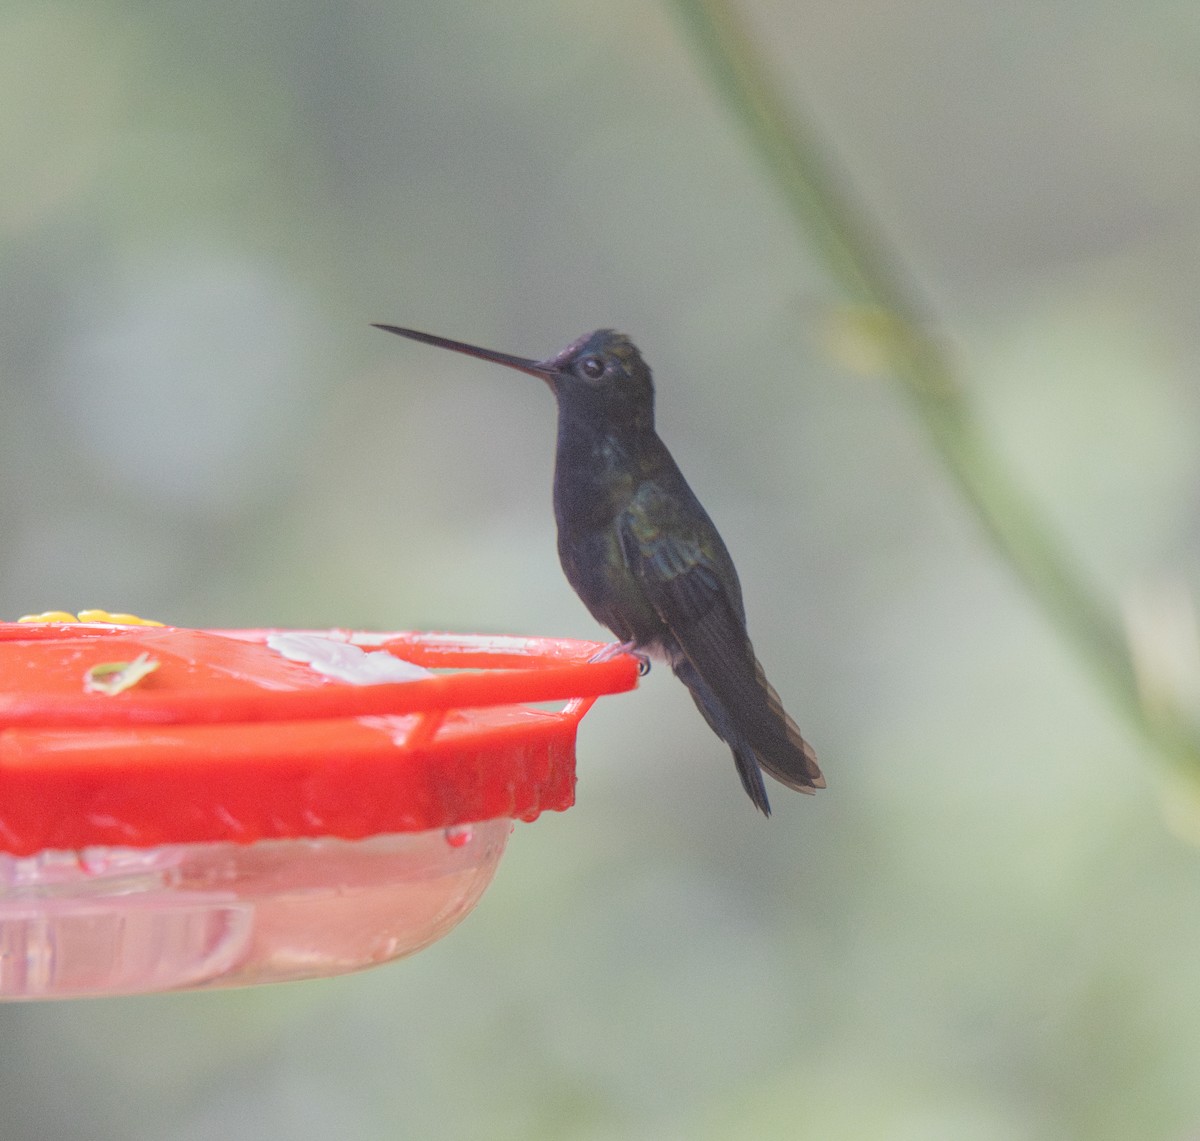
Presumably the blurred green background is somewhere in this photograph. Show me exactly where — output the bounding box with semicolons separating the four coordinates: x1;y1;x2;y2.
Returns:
4;1;1200;1137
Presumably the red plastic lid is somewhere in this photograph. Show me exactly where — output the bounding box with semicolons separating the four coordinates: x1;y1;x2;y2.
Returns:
0;624;640;855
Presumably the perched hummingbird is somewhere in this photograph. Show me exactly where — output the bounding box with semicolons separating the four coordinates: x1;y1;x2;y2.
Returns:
373;324;824;815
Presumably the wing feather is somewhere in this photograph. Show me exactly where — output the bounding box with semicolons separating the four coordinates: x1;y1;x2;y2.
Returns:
617;486;822;792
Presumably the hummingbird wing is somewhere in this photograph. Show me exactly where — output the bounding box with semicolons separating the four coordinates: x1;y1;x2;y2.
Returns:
617;483;824;801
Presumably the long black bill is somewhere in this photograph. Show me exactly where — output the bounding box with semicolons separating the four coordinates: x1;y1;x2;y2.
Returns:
372;324;554;384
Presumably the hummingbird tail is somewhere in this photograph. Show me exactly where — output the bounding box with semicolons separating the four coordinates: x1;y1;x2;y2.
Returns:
672;656;823;816
672;658;773;816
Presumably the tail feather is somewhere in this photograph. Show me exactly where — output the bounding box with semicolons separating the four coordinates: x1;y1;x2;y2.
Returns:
732;744;773;817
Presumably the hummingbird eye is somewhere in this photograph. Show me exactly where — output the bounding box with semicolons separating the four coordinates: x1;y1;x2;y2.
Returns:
579;355;606;380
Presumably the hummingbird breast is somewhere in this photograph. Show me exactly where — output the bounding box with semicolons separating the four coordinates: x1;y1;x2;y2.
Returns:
552;426;669;648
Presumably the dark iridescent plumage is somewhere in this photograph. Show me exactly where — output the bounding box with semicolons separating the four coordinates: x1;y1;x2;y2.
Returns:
374;324;824;814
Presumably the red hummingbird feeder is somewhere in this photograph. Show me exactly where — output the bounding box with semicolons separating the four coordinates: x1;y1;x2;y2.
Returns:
0;617;639;999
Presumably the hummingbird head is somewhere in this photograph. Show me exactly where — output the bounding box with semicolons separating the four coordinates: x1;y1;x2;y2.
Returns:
372;325;656;435
542;329;655;435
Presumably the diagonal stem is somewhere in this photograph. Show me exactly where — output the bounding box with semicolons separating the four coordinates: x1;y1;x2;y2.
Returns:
671;0;1200;770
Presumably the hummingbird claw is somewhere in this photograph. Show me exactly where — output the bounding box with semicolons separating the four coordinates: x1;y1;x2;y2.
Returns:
590;640;651;675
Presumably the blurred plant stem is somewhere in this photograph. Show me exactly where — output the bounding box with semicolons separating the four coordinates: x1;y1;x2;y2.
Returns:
672;0;1200;773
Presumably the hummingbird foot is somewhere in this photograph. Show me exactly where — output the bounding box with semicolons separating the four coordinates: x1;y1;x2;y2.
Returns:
590;640;651;676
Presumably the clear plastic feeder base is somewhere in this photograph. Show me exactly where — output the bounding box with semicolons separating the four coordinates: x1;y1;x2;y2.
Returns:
0;820;510;999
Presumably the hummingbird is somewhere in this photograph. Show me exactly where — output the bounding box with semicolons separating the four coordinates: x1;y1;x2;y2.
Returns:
373;323;824;815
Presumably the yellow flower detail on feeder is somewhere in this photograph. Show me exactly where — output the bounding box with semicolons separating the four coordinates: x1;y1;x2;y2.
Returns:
17;610;165;626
